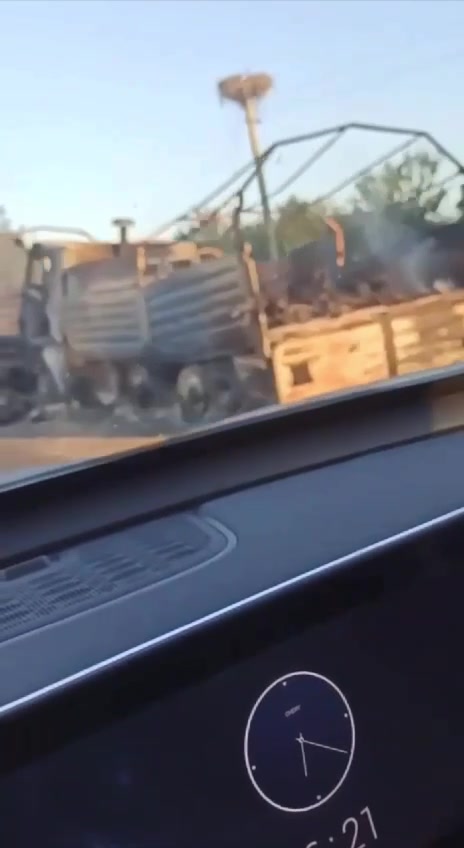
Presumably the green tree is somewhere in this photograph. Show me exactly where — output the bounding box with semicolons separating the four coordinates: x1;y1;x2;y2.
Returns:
240;221;270;260
274;196;327;252
349;151;447;224
174;210;236;253
238;196;329;260
174;197;334;260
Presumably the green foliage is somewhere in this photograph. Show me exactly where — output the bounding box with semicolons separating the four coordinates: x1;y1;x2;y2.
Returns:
175;152;456;260
274;196;328;252
173;219;235;254
260;152;448;257
349;151;447;225
240;221;269;260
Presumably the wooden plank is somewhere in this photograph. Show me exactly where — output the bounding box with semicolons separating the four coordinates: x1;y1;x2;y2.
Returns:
393;312;462;337
272;321;389;404
267;294;464;350
386;290;464;316
271;292;464;405
397;351;464;375
267;308;389;347
391;296;464;377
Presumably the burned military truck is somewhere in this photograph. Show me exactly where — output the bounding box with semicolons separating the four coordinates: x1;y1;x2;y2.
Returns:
0;232;116;424
0;231;267;425
60;244;266;422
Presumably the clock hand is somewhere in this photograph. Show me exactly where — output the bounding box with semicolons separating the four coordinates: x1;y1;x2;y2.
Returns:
299;735;348;755
296;733;308;777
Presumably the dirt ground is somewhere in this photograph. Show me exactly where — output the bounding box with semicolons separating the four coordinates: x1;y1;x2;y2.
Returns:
0;401;175;473
0;358;272;477
0;434;166;473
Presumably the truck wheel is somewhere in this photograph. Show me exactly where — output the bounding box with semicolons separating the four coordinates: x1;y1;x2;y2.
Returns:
0;387;30;425
176;361;244;425
71;364;120;411
176;365;211;424
126;364;160;409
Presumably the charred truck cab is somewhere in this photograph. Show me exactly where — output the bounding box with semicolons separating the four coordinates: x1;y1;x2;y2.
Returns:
61;241;268;423
0;225;270;426
0;236;41;424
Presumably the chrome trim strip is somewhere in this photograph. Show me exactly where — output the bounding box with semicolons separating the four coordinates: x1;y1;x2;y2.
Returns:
1;503;463;718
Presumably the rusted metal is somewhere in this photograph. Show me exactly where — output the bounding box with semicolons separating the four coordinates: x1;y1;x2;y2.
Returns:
143;255;259;365
62;257;146;361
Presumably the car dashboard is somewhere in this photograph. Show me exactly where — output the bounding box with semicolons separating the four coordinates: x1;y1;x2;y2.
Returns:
0;369;464;847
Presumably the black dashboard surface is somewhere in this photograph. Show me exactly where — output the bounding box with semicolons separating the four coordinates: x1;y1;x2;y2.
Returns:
1;371;464;848
1;368;464;710
3;364;464;566
1;424;464;710
0;496;463;848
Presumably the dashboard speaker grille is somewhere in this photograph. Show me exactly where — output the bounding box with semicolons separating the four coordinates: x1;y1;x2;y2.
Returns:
0;513;232;642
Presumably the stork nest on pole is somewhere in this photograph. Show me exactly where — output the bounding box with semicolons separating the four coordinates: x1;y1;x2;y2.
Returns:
217;74;273;106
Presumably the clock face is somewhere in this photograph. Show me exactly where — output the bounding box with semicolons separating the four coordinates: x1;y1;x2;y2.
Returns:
244;672;355;813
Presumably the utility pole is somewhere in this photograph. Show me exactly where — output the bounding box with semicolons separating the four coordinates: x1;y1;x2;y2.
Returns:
218;73;278;260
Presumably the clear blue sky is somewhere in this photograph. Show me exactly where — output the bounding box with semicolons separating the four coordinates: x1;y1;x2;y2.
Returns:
1;0;463;240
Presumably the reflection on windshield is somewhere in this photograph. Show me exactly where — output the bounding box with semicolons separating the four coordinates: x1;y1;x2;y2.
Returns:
1;0;463;481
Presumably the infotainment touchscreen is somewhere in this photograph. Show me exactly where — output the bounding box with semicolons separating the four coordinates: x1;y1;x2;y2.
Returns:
0;515;463;848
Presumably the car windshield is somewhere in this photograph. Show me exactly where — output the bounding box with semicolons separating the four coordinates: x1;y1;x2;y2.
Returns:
1;0;463;484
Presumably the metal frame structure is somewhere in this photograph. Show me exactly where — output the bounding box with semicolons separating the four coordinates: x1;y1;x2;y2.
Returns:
228;123;464;257
151;122;464;254
236;121;463;198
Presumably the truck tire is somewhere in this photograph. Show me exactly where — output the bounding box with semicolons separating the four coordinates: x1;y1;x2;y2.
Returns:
176;360;244;425
0;386;30;426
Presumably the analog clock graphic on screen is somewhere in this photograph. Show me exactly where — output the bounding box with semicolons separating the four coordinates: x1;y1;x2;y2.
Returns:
244;671;355;813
